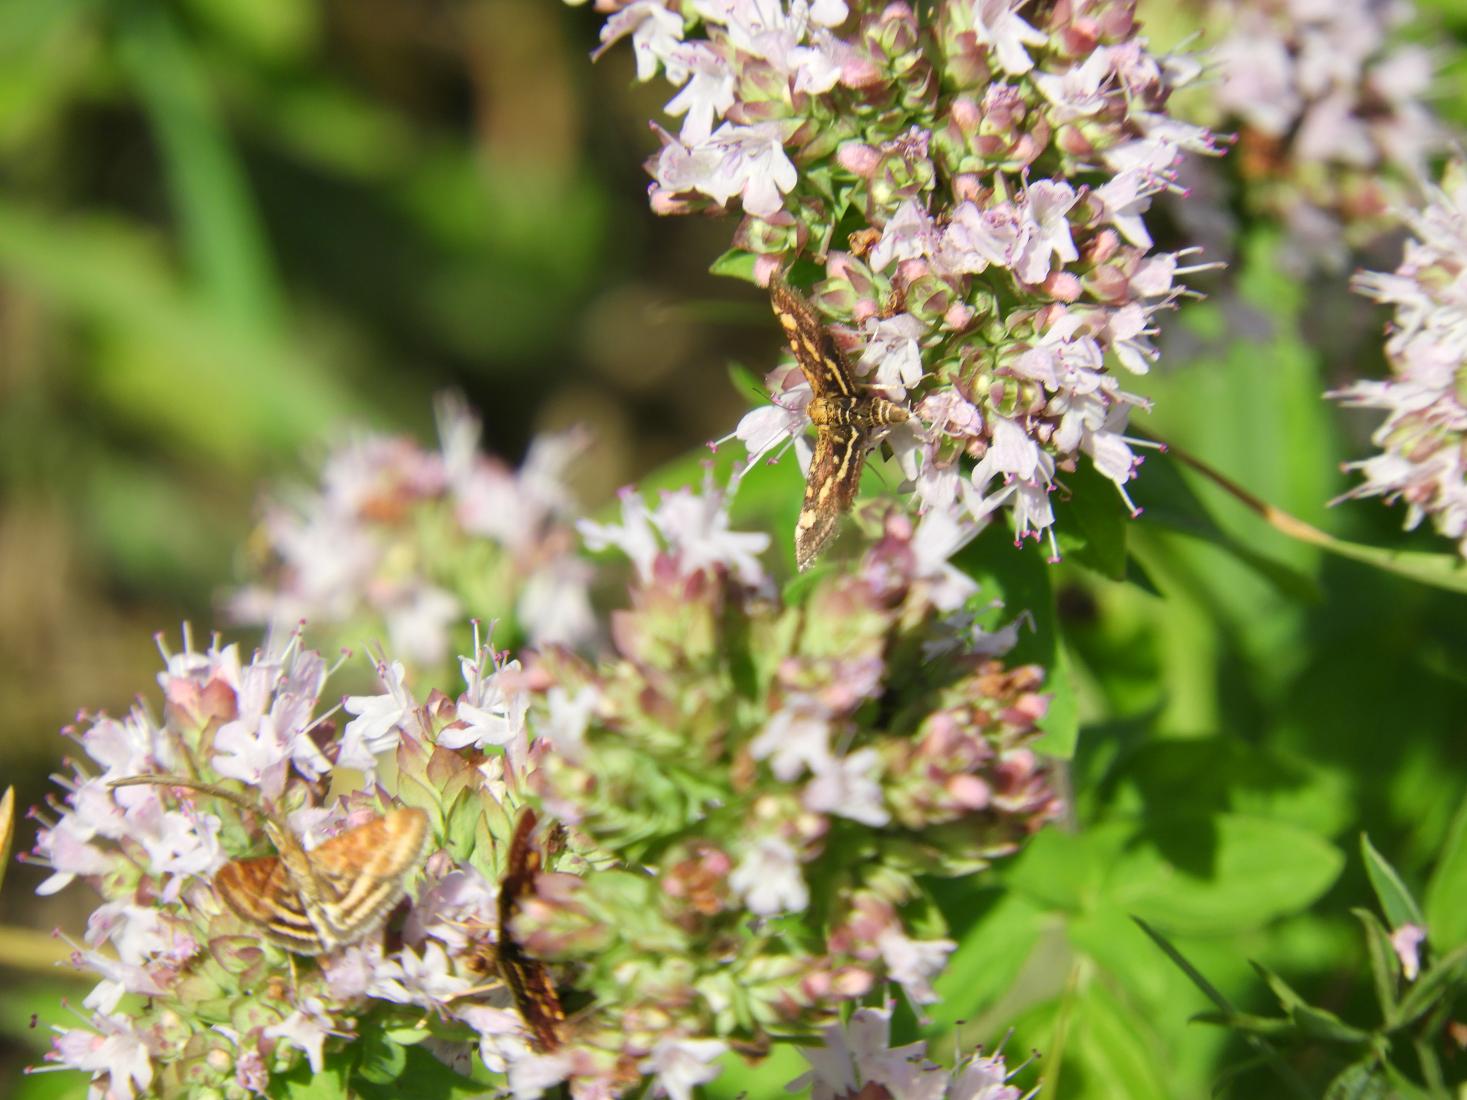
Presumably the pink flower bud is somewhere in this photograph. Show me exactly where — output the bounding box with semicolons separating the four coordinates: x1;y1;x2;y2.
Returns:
837;141;881;177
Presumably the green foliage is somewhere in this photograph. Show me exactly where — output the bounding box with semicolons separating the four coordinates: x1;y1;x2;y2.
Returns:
1139;839;1467;1097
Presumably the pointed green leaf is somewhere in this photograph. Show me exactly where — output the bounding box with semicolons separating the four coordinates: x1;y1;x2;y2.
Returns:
1251;960;1309;1013
1360;834;1425;930
1423;797;1467;951
1350;908;1399;1020
1391;942;1467;1031
1291;1005;1371;1045
1191;1010;1295;1038
1132;917;1235;1014
708;248;758;282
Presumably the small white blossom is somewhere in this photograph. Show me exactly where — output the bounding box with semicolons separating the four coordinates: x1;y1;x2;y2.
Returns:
264;999;336;1074
877;927;956;1005
641;1037;728;1100
969;0;1048;76
594;1;686;83
338;660;417;777
804;748;890;827
730;836;809;915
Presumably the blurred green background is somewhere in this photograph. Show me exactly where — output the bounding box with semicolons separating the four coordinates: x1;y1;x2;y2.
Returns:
1;1;1465;1097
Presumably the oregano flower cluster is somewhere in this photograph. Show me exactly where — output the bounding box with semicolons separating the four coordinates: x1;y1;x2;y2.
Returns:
1185;0;1446;268
1332;160;1467;558
232;398;595;670
580;0;1220;556
29;479;1054;1098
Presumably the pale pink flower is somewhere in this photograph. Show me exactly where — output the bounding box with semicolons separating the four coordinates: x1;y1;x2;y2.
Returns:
1391;923;1427;982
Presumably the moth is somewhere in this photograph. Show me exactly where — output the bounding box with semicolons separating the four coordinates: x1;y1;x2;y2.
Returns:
496;806;566;1052
769;278;911;570
110;775;429;956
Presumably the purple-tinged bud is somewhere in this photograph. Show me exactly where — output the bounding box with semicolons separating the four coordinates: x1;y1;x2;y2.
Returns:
950;95;981;133
838;142;881;177
981;84;1026;131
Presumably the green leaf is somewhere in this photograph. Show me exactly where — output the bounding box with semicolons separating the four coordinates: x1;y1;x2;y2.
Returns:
1291;1005;1371;1044
1251;960;1309;1014
1323;1058;1391;1100
929;889;1046;1028
1107;815;1344;935
1003;825;1109;914
1132;921;1315;1097
1126;449;1318;603
1191;1010;1295;1037
953;528;1078;757
1350;908;1399;1020
1423;796;1467;951
269;1056;350;1100
355;1024;408;1084
702;1043;808;1099
1065;979;1172;1100
708;248;758;282
1300;539;1467;597
1053;460;1130;580
351;1044;488;1100
1360;834;1425;930
1390;942;1467;1031
1131;918;1235;1014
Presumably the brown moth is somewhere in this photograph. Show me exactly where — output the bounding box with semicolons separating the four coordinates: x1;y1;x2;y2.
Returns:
769;278;911;570
110;775;429;956
496;806;567;1052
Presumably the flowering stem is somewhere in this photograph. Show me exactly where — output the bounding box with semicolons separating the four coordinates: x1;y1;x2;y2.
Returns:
1156;437;1467;595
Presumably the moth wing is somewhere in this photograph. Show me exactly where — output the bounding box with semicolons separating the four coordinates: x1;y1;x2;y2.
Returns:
213;855;323;955
499;948;566;1052
795;425;865;571
307;807;430;945
494;807;566;1052
769;280;856;400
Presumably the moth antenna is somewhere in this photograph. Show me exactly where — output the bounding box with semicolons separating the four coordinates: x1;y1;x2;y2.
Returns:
108;774;262;817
